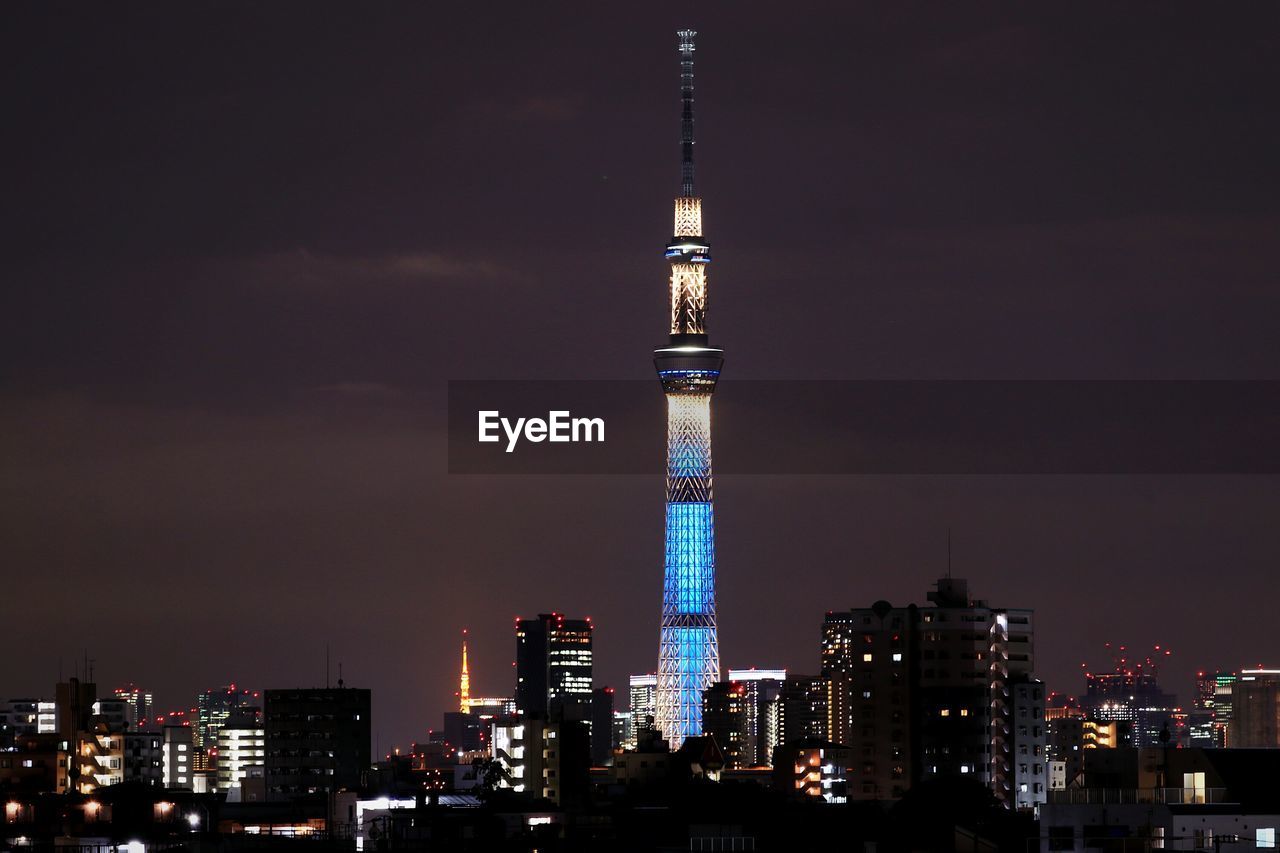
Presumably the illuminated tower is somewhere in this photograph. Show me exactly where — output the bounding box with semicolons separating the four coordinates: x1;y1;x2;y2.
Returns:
654;29;722;749
459;630;471;713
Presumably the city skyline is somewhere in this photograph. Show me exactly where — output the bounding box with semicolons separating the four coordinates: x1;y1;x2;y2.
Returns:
5;4;1280;752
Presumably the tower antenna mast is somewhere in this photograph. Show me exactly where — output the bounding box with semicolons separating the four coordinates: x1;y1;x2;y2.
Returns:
678;29;697;198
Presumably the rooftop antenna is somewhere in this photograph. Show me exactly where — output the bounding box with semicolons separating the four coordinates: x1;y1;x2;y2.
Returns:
677;29;697;198
326;644;331;689
337;662;344;689
947;528;952;578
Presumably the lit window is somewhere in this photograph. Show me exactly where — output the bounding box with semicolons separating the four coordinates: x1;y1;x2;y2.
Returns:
892;653;903;662
940;709;950;717
1259;828;1277;849
862;654;873;663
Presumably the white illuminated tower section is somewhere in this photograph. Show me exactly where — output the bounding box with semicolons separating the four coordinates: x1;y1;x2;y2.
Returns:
654;29;722;749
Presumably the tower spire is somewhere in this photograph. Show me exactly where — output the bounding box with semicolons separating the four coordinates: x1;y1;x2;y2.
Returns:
678;29;697;198
459;629;471;713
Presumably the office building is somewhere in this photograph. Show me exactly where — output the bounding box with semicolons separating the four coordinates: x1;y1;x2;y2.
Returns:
591;687;615;766
1231;669;1280;748
112;684;154;730
727;669;785;767
612;711;632;756
628;674;657;750
702;681;751;769
196;684;258;750
515;613;593;723
777;675;828;748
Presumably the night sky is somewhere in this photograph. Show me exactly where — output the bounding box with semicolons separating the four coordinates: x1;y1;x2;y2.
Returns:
4;4;1280;750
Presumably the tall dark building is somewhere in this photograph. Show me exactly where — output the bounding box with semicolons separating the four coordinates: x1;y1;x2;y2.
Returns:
1232;669;1280;748
590;686;615;766
822;602;918;800
515;613;593;722
727;669;785;767
263;687;370;801
777;675;828;749
441;711;486;755
822;577;1035;806
702;681;751;769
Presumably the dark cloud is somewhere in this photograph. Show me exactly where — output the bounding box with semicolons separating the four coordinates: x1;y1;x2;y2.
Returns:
2;2;1279;747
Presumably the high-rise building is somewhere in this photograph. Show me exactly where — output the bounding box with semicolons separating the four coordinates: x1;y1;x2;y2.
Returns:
263;686;371;801
702;681;751;769
612;711;632;756
1005;678;1048;812
727;669;785;767
1231;669;1280;748
777;675;828;748
1081;643;1179;748
441;710;485;755
591;687;615;766
654;29;723;750
112;684;154;730
196;684;258;750
821;577;1035;806
1211;671;1237;746
515;613;593;723
627;674;657;750
1194;671;1218;710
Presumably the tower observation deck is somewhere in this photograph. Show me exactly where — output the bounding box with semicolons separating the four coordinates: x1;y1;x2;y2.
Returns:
654;28;723;750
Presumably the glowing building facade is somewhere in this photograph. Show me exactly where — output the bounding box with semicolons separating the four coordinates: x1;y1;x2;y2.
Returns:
654;29;723;749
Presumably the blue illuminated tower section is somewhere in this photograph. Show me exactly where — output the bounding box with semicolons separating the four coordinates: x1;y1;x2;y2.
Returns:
654;29;722;749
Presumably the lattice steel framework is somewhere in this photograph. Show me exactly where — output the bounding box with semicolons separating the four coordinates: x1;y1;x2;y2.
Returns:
669;263;707;336
459;633;471;713
654;29;723;749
